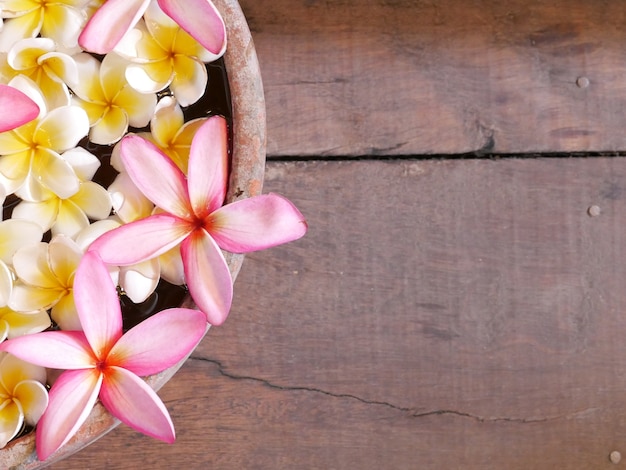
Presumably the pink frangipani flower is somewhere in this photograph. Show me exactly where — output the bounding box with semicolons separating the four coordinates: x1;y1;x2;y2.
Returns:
0;251;207;461
89;115;307;325
79;0;226;56
0;85;39;132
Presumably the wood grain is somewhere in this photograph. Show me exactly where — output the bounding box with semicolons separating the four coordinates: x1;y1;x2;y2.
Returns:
239;0;626;156
52;158;626;469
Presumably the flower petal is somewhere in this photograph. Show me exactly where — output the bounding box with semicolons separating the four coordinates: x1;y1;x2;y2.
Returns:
99;366;174;443
169;55;206;106
0;218;43;264
35;105;89;152
0;84;39;132
13;379;48;425
73;251;123;358
89;214;192;266
70;181;112;219
61;147;100;181
0;352;47;388
79;0;151;54
120;135;192;218
118;258;159;303
52;199;90;238
35;369;102;461
12;242;57;288
187;115;228;217
0;330;94;369
108;171;154;223
0;400;22;448
157;0;226;56
108;307;206;376
208;194;308;253
12;199;58;233
181;229;232;325
1;308;51;339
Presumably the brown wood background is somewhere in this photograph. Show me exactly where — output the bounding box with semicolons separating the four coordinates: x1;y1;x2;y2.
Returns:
49;1;626;469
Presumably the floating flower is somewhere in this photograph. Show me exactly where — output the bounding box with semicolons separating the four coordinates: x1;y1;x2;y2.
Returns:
0;76;88;200
0;251;207;460
0;83;39;132
79;0;226;57
0;306;50;342
6;37;78;109
10;235;83;330
90;116;308;325
116;3;216;106
71;52;156;145
12;147;112;238
0;352;48;448
0;0;90;51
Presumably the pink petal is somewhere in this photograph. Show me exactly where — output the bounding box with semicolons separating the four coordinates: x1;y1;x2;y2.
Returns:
78;0;151;54
208;194;308;253
0;330;95;370
187;116;228;218
108;308;206;376
35;369;102;461
0;85;39;132
158;0;226;55
89;214;192;265
181;229;232;325
120;135;193;219
73;251;123;358
100;366;175;443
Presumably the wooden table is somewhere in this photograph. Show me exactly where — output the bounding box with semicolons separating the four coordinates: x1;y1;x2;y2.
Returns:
52;1;626;468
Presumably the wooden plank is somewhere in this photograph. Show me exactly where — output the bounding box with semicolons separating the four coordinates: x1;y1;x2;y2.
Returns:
239;0;626;156
53;158;626;469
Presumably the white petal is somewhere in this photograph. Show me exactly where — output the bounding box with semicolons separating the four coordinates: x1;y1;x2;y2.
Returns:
60;147;100;181
0;218;43;263
119;258;160;303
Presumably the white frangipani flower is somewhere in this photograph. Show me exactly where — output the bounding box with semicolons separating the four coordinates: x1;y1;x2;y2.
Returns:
0;352;48;448
10;235;83;330
0;0;90;51
71;52;156;145
0;75;88;200
115;2;216;106
6;37;78;108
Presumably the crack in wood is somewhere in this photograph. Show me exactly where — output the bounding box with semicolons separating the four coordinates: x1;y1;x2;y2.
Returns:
190;356;592;424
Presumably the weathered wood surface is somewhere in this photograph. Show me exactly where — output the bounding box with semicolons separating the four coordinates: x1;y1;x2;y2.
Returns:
239;0;626;156
52;158;626;469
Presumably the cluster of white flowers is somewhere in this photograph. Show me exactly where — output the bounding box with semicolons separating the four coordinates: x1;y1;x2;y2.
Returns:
0;0;224;447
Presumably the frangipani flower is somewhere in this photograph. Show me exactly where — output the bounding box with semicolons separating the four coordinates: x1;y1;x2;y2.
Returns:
10;235;83;330
12;178;112;238
0;352;48;448
79;0;226;57
0;83;39;132
0;251;207;460
90;115;307;325
71;52;156;145
0;76;88;200
116;3;216;106
12;147;111;237
0;0;90;52
6;37;78;109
